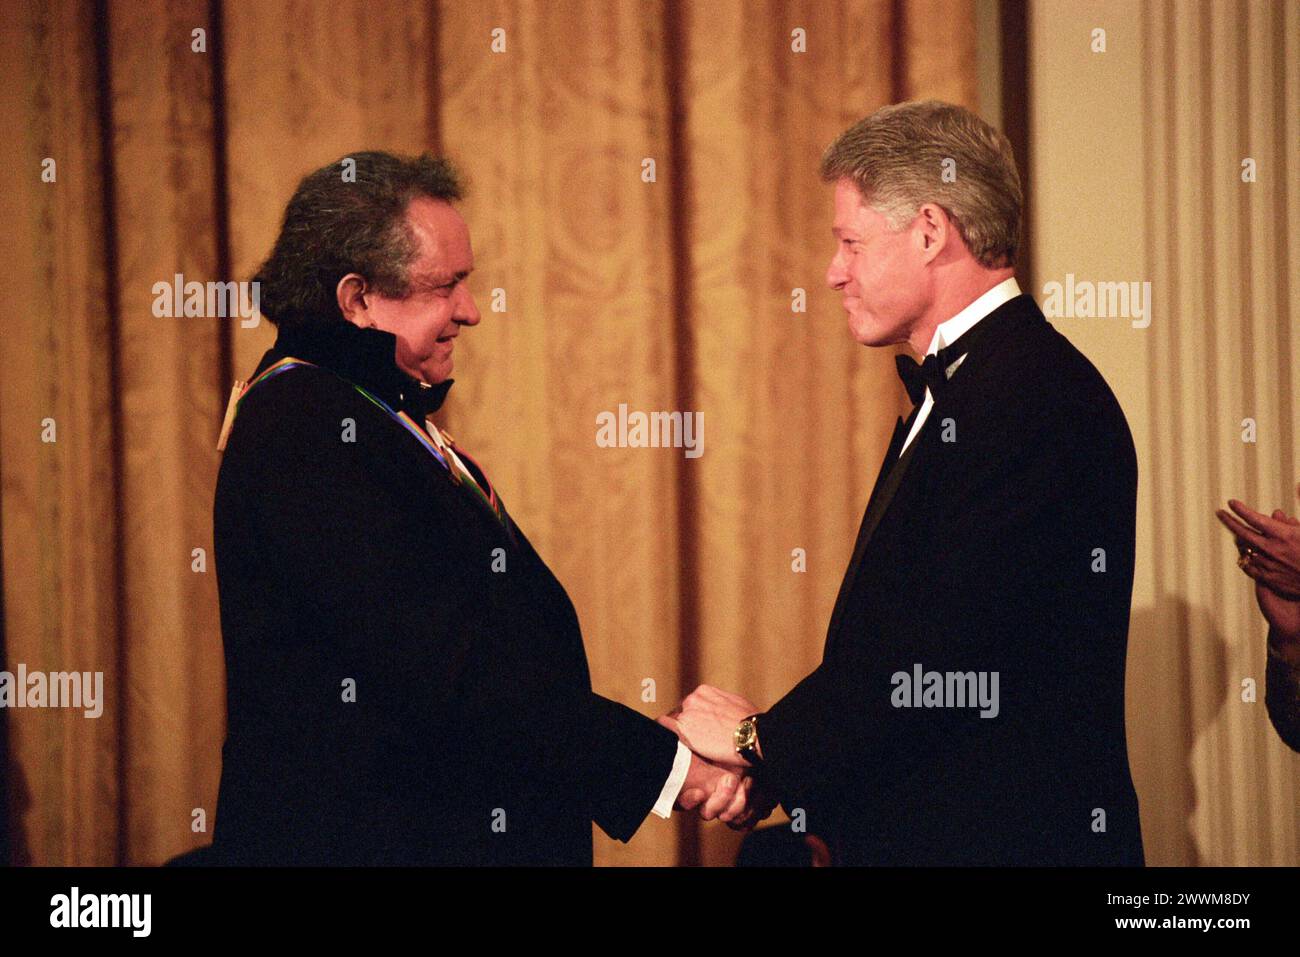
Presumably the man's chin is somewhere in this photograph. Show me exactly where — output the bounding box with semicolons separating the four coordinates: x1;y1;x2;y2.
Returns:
423;360;453;384
847;315;891;347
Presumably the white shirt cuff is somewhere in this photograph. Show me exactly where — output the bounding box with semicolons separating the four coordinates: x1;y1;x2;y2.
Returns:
650;740;694;818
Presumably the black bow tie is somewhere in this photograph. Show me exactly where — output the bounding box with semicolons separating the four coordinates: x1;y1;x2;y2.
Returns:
896;352;951;406
892;292;1027;405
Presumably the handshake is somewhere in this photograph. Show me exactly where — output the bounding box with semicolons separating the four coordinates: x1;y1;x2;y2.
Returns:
660;684;779;831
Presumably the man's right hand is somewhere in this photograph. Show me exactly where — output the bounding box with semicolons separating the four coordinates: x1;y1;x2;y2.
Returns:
675;748;755;827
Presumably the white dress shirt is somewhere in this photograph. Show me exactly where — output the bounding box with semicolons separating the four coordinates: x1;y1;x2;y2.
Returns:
651;741;693;818
899;277;1021;457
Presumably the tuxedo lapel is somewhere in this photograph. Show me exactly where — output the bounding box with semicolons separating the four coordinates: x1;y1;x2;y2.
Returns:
865;412;913;520
856;423;921;551
824;406;920;655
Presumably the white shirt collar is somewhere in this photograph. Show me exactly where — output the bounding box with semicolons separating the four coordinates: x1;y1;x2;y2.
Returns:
923;276;1022;357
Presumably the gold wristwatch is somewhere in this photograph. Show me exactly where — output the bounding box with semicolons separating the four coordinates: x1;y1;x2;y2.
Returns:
734;713;763;766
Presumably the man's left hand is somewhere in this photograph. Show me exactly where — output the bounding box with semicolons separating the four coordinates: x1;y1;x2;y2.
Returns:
662;684;760;769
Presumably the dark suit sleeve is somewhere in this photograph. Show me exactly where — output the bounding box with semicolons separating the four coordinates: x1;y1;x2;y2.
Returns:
758;383;1138;818
586;695;680;841
499;529;680;841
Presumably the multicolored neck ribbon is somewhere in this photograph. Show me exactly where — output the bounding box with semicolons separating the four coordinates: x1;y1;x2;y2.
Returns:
217;356;513;536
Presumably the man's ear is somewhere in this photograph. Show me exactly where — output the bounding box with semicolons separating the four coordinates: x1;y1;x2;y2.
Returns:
914;203;950;263
336;273;371;326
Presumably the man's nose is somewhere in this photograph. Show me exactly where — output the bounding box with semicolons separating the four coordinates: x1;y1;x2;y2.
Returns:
454;286;481;326
826;254;849;290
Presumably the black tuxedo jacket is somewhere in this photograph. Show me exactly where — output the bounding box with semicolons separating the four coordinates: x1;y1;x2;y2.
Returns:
210;320;677;865
761;294;1145;866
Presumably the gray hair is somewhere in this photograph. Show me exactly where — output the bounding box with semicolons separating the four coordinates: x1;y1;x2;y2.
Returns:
820;100;1022;269
254;151;465;331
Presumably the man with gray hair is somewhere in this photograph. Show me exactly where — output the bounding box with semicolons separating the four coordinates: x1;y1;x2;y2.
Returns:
667;101;1145;865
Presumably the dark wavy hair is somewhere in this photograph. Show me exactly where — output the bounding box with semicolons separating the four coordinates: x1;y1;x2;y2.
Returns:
253;151;464;331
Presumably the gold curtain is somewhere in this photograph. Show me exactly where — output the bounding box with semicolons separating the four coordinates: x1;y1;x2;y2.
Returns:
0;0;975;866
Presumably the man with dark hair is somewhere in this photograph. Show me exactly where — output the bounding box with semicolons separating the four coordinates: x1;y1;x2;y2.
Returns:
211;152;754;865
252;151;466;332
